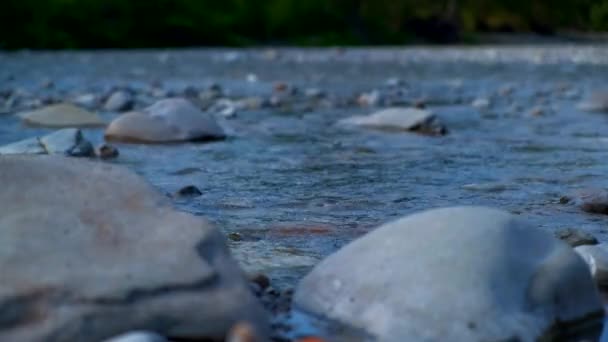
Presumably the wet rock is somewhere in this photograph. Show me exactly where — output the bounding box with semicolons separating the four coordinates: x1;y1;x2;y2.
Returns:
0;136;45;155
96;143;120;159
175;185;203;197
304;88;325;99
578;90;608;112
210;99;238;118
71;93;98;108
249;273;271;291
295;206;603;342
555;228;598;247
199;87;223;103
0;128;94;157
105;98;225;143
339;107;447;136
357;90;381;107
471;97;490;110
17;103;105;128
104;90;134;112
228;232;243;242
0;156;268;341
575;244;608;290
40;128;95;157
103;331;168;342
563;189;608;214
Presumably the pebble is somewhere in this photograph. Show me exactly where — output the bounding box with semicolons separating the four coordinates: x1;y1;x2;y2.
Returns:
555;228;598;247
104;90;134;112
357;90;381;107
96;144;120;159
471;97;490;110
304;88;325;99
175;185;203;197
249;273;271;290
228;232;243;241
72;93;98;108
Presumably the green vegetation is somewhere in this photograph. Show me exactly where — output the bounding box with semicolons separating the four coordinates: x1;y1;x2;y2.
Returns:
1;0;606;49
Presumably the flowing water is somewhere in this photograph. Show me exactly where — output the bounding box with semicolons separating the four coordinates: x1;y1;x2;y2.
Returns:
2;46;608;340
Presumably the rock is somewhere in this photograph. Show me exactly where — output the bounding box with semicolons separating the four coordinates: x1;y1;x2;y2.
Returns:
210;99;238;118
104;90;134;112
104;98;225;143
295;206;603;342
578;90;608;112
71;93;98;108
0;156;268;341
563;189;608;214
96;144;120;159
471;97;490;110
18;103;105;128
575;244;608;290
248;273;270;291
39;128;95;157
357;90;381;107
0;136;46;155
103;331;168;342
0;129;95;157
339;107;447;136
304;88;325;99
555;228;598;247
175;185;203;197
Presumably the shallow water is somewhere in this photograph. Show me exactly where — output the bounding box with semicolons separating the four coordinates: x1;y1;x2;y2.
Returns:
2;46;608;340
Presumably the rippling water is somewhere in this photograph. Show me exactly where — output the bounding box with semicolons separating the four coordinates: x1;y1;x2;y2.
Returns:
2;46;608;339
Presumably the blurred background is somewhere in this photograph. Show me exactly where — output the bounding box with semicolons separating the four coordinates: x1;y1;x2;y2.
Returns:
1;0;608;49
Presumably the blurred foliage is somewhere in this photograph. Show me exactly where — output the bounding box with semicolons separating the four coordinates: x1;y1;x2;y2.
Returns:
0;0;606;49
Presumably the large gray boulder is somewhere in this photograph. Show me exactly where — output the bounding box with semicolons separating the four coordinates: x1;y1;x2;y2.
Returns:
0;156;267;342
104;98;225;143
295;206;603;342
